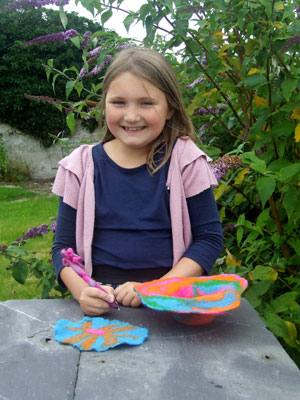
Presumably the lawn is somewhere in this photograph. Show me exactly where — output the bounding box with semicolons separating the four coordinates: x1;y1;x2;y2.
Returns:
0;185;59;300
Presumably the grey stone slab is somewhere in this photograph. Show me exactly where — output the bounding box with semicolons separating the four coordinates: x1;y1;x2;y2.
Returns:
0;300;81;400
0;299;299;400
75;300;300;400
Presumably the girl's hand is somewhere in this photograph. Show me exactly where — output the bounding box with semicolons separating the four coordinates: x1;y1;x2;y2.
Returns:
78;285;115;316
114;282;141;307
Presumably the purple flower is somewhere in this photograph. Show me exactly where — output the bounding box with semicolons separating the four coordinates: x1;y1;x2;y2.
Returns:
80;54;112;79
198;124;208;133
194;103;226;116
186;77;205;89
87;46;102;58
81;31;92;49
212;155;242;181
23;224;49;240
194;107;212;115
24;93;62;106
50;222;57;233
22;29;79;46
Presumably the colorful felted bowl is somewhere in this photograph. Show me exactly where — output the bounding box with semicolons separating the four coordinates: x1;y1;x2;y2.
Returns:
135;274;248;325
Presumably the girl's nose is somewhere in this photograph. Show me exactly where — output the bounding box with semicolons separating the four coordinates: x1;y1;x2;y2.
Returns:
124;107;141;122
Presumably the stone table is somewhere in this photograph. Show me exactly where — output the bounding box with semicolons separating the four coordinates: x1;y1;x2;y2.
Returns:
0;299;299;400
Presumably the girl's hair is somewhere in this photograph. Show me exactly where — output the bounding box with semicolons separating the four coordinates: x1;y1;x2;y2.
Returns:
100;47;195;173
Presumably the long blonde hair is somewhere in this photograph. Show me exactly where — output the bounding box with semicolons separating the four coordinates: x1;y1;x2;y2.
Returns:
99;47;195;173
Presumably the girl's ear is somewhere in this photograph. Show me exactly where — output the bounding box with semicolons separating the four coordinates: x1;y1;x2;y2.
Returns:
166;108;174;120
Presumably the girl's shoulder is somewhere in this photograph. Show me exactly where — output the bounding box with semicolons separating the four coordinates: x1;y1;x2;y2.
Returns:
59;144;95;171
172;137;211;166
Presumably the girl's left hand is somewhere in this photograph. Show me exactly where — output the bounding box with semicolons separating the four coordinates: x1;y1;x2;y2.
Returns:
114;282;142;307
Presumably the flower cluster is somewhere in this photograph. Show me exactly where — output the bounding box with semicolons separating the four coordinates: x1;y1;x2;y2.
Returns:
12;224;49;246
5;0;70;11
186;77;206;89
50;221;57;233
212;154;242;180
23;29;78;46
79;54;112;79
24;93;62;106
194;103;226;116
81;31;92;49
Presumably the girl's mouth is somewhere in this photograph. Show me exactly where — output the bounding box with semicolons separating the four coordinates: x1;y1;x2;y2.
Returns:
122;126;146;132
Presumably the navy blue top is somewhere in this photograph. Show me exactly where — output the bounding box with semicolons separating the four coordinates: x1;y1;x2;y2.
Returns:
52;143;223;284
92;143;173;269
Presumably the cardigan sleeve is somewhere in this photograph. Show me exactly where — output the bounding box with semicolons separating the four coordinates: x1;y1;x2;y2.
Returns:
182;155;218;198
52;167;80;210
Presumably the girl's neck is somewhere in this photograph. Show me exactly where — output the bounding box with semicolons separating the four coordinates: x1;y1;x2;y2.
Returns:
103;139;149;169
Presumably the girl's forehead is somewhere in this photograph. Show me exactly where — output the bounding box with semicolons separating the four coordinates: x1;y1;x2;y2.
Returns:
107;71;162;96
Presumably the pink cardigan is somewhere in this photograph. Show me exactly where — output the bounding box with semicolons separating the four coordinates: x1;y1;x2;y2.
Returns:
52;138;217;276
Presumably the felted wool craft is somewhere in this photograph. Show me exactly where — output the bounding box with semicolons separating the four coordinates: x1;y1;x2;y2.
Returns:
54;317;148;351
134;274;248;315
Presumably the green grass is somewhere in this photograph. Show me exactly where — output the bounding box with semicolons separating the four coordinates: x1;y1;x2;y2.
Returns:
0;185;59;300
0;186;38;201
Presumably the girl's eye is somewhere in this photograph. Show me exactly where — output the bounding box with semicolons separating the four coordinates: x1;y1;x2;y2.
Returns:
142;101;153;106
112;101;125;105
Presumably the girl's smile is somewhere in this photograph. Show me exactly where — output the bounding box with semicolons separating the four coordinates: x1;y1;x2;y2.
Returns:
105;72;173;155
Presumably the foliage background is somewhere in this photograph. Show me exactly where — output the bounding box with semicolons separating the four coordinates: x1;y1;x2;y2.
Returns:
0;3;101;146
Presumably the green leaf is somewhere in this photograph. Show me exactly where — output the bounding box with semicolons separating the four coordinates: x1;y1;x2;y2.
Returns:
256;176;276;208
241;152;266;173
139;3;152;20
66;112;75;135
70;36;81;49
282;186;298;220
66;80;75;99
244;280;273;307
251;265;278;281
214;0;226;12
12;260;28;284
6;246;29;256
210;13;216;33
269;121;294;138
263;313;288;338
101;9;113;24
281;78;298;101
237;226;243;246
258;0;272;18
271;292;299;313
278;163;300;182
74;82;83;97
145;15;153;36
123;14;135;32
242;74;267;89
237;9;248;30
80;0;95;15
59;3;68;30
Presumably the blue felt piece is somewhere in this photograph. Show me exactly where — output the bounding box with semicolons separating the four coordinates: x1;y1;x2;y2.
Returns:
54;317;148;352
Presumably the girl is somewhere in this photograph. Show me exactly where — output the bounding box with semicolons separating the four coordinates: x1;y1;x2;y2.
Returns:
52;47;223;316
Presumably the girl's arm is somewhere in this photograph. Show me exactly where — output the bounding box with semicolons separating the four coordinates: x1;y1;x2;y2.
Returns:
163;187;223;278
52;198;115;316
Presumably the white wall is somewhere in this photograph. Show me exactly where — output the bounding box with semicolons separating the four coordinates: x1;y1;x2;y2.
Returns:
0;122;101;180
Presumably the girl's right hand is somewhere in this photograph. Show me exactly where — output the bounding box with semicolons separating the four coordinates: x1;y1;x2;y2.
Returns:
78;285;115;316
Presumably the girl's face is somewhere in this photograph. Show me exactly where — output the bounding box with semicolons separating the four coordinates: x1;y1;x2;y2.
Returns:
105;72;173;154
